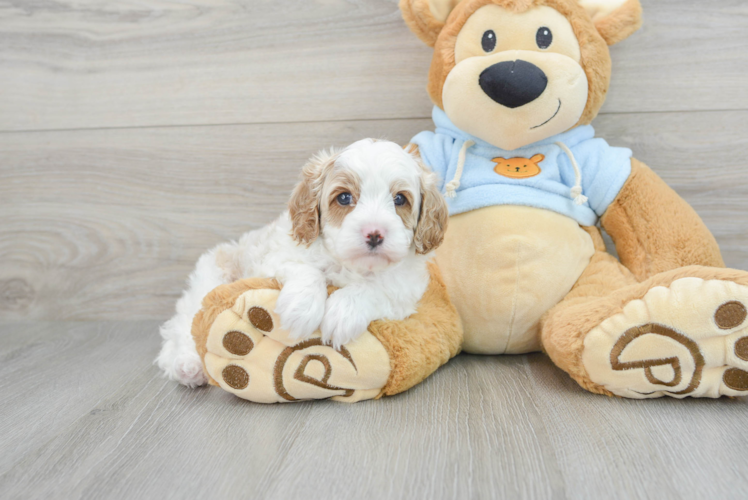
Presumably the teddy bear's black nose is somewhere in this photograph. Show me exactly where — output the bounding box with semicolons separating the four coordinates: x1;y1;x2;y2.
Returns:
479;60;548;109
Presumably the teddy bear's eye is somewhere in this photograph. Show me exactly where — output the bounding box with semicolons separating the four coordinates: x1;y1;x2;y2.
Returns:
536;27;552;49
481;30;496;53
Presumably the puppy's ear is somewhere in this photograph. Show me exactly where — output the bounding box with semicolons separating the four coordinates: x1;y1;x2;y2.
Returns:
288;149;337;246
579;0;643;45
414;164;449;255
400;0;464;47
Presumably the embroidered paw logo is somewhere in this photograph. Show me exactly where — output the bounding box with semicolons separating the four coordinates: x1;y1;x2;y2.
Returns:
493;154;544;179
610;324;704;395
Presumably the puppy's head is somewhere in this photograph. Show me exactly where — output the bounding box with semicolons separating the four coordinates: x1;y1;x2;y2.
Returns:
288;139;448;272
400;0;643;150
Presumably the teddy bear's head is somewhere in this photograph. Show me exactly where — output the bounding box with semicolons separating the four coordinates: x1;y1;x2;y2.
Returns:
400;0;642;150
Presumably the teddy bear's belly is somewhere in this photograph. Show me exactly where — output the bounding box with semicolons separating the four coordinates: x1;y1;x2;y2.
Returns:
435;205;595;354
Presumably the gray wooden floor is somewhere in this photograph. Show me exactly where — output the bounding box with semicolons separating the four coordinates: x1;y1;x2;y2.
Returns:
1;1;748;499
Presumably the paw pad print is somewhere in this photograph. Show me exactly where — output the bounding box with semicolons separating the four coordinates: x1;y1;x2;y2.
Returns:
198;287;391;403
584;278;748;398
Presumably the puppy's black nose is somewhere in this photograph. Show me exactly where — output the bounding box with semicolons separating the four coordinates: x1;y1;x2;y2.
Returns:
479;60;548;109
366;232;384;249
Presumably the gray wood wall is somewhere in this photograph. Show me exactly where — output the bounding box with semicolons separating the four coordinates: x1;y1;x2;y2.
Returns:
2;0;747;321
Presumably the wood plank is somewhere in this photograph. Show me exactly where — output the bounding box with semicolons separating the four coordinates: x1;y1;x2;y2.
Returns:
1;325;746;500
2;111;747;321
0;321;162;475
0;0;432;132
604;0;748;115
0;338;585;499
1;0;747;132
0;118;428;321
526;355;748;500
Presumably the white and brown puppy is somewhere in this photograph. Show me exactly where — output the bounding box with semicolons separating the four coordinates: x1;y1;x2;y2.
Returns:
157;139;449;387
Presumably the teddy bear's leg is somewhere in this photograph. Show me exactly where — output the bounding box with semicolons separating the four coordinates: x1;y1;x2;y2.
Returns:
541;230;748;399
192;263;462;403
540;230;638;395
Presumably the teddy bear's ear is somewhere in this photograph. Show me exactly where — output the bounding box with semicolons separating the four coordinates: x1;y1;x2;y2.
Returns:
399;0;465;47
530;154;545;164
578;0;643;46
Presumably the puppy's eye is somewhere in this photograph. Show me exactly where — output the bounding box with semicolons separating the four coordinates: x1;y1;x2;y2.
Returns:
336;193;352;206
394;193;407;206
481;30;496;53
536;27;552;49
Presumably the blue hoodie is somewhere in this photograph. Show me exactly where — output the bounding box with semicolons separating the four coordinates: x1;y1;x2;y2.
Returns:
411;107;633;226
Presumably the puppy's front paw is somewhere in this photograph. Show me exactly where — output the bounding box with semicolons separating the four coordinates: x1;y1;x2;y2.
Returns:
275;282;326;340
321;292;371;350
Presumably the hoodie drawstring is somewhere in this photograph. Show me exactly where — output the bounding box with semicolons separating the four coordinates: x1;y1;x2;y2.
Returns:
445;140;475;199
555;141;588;206
445;139;587;206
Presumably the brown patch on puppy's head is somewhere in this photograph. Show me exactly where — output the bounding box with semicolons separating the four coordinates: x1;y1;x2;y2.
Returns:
390;179;418;230
413;158;449;254
322;168;361;228
400;0;642;149
288;149;339;245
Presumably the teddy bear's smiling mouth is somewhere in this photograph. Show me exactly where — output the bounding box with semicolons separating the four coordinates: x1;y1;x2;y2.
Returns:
530;99;562;130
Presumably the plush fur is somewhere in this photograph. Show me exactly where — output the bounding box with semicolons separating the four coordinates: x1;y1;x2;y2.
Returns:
540;227;635;395
590;0;643;46
369;262;463;395
157;139;448;387
601;159;725;281
400;0;452;46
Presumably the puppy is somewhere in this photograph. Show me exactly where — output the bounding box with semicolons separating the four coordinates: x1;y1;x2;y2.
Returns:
157;139;449;387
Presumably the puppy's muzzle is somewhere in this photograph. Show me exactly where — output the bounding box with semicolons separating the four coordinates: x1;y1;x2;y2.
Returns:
479;60;548;109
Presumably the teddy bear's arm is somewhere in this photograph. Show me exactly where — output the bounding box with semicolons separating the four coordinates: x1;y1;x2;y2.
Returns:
600;158;725;282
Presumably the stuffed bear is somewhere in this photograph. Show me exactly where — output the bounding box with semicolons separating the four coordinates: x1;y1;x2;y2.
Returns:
194;0;748;403
399;0;748;398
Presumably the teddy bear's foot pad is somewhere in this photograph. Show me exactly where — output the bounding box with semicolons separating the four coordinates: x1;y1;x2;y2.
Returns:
583;278;748;398
203;288;391;403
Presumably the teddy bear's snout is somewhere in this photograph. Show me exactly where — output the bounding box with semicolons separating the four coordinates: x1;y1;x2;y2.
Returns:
479;60;548;109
